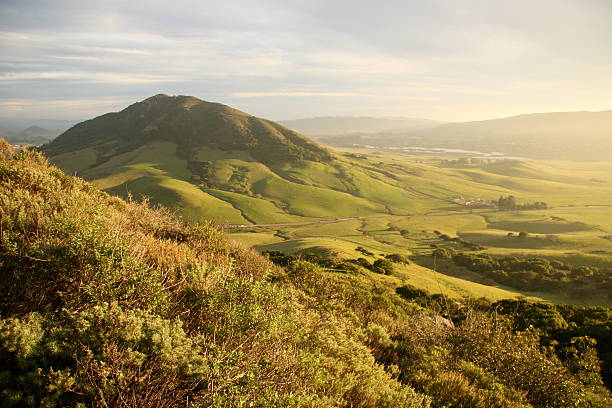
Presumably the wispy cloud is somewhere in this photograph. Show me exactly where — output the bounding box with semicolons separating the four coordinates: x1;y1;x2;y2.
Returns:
231;91;369;98
0;72;184;84
0;0;611;121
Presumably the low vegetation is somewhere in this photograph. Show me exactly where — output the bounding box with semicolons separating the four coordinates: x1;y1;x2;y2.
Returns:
396;286;612;393
1;141;610;406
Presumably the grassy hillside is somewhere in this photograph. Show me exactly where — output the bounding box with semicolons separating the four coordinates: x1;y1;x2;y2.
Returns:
41;96;612;227
47;140;612;225
2;140;610;407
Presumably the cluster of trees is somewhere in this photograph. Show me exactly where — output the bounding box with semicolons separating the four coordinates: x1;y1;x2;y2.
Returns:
262;250;357;271
187;159;215;186
355;246;375;256
497;195;548;210
452;253;611;295
493;300;612;390
350;257;396;275
349;252;410;275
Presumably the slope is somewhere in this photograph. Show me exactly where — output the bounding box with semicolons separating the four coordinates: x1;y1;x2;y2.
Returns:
2;139;606;407
42;95;462;223
42;96;612;227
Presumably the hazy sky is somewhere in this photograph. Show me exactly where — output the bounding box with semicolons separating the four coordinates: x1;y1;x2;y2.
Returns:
1;0;611;121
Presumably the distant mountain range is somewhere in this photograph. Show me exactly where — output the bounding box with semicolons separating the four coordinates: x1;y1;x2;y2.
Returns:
0;125;59;144
298;110;612;160
279;116;441;136
0;118;78;144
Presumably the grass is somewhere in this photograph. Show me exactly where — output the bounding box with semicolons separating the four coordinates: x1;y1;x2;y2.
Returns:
47;147;98;174
106;175;247;223
51;141;612;227
206;189;309;224
227;232;285;247
228;205;612;306
393;263;548;302
50;140;612;306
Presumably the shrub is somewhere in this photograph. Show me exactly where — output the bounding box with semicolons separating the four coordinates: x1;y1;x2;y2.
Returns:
386;253;410;264
0;303;207;407
432;248;455;259
372;258;395;275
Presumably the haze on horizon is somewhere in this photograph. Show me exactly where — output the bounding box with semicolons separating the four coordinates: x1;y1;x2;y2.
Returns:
1;0;611;122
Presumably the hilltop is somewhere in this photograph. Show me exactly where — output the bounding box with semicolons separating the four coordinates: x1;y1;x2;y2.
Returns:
44;94;332;165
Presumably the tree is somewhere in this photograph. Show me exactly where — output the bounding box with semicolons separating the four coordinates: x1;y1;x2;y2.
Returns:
432;248;455;259
498;195;517;210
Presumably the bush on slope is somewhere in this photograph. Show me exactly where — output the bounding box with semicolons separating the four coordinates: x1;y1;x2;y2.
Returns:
0;140;427;407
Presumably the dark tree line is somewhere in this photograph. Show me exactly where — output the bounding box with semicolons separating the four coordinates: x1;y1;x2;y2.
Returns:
498;195;548;210
451;252;611;295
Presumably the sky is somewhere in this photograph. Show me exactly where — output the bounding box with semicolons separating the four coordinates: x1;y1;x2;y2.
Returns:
1;0;612;122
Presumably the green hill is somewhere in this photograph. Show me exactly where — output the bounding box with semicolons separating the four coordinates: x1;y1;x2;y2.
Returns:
42;95;463;223
2;140;609;407
44;94;332;165
42;98;612;227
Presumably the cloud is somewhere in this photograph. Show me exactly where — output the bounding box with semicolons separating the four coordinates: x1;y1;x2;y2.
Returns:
0;71;185;84
0;0;611;121
231;91;367;98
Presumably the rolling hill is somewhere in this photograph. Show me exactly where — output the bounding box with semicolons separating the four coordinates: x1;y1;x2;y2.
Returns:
41;95;463;224
42;95;612;227
313;110;612;161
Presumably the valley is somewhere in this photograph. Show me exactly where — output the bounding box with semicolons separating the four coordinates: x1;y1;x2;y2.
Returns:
40;95;612;307
4;94;612;405
4;1;612;404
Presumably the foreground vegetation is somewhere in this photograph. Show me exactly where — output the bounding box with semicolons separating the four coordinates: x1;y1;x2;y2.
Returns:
2;142;612;406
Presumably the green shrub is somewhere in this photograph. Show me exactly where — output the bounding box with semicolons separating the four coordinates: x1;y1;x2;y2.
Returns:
372;258;395;275
0;303;206;407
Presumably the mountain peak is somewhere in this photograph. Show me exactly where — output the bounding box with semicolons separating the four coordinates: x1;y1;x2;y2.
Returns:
43;94;333;165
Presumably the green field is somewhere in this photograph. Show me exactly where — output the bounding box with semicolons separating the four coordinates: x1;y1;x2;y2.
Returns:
222;151;611;306
228;207;612;306
50;142;612;306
